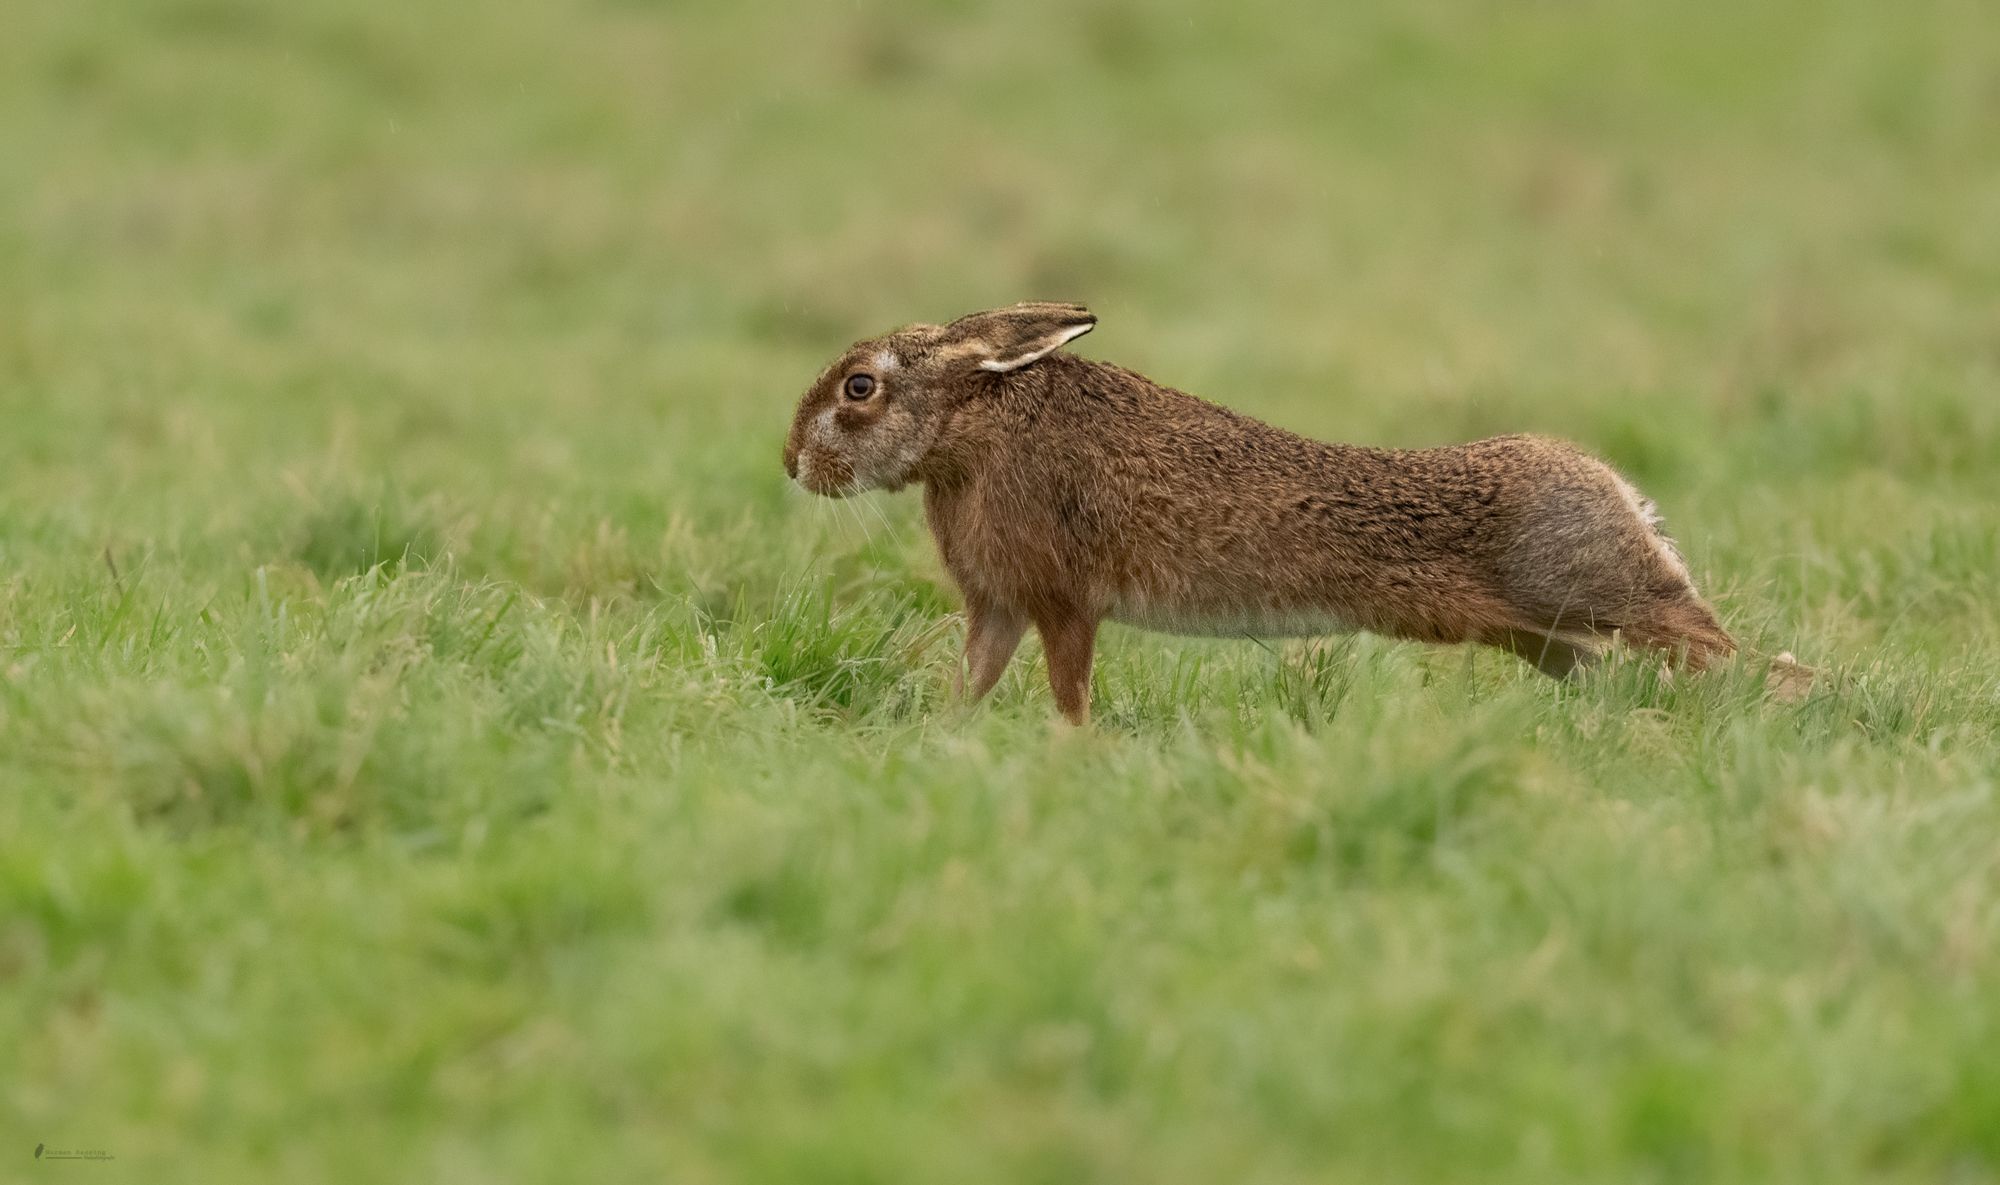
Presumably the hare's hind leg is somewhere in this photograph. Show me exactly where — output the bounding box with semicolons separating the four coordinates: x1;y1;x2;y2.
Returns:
1617;596;1735;671
1485;628;1598;679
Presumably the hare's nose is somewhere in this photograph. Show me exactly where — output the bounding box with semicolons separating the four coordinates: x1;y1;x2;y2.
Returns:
783;448;799;480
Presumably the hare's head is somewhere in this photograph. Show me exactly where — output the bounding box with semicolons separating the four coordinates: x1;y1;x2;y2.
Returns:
783;302;1096;496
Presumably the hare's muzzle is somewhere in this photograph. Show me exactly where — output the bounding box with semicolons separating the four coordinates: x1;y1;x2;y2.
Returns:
781;429;853;496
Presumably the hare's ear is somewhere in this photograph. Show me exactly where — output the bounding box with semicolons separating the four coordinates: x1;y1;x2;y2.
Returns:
939;302;1096;372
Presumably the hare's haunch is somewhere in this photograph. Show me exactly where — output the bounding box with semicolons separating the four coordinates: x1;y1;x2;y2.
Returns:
784;302;1734;724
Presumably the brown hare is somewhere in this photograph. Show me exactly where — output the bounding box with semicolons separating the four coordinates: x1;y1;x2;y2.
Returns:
784;302;1742;724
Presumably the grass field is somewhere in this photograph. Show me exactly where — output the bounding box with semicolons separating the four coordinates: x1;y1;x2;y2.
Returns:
5;0;2000;1180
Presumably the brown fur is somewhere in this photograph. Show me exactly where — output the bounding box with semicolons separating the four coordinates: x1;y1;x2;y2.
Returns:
784;302;1735;724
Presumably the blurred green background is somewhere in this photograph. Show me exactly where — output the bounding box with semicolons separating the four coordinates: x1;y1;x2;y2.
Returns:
5;1;2000;1181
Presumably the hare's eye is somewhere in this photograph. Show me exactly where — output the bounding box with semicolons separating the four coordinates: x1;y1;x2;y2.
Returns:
845;374;875;400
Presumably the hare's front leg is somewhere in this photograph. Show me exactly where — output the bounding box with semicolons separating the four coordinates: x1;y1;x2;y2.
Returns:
1033;609;1100;726
957;599;1028;703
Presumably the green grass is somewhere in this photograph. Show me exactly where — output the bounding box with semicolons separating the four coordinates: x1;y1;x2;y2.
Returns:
5;0;2000;1180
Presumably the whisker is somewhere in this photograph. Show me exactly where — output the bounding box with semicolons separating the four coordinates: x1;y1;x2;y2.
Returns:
859;492;897;541
842;494;876;549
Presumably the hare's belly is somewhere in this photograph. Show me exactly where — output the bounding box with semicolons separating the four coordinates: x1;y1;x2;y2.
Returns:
1106;596;1358;639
